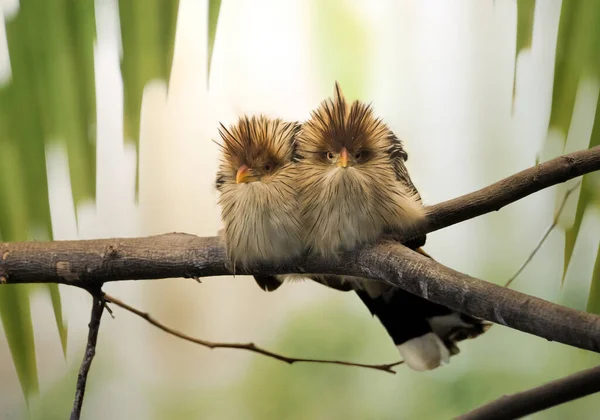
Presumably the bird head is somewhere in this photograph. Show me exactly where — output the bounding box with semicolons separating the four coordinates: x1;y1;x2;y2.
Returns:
296;82;406;180
216;115;300;188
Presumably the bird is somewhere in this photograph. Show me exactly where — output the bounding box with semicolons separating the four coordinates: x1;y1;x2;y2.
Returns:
294;82;490;371
215;114;303;292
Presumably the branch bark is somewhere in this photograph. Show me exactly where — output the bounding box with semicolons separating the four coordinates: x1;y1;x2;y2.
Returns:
458;364;600;420
1;233;600;355
0;146;599;419
1;147;600;355
424;145;600;233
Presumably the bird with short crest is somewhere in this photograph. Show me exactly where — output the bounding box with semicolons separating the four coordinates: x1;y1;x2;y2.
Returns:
215;115;303;291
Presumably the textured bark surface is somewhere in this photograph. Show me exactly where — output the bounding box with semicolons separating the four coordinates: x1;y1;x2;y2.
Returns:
2;234;600;353
1;146;600;353
458;364;600;420
1;145;600;420
0;234;228;285
424;145;600;233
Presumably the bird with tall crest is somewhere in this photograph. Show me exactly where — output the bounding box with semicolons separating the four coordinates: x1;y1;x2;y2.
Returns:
294;82;490;371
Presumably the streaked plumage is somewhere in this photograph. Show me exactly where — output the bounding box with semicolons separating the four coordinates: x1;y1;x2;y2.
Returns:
296;87;425;256
295;83;489;371
216;115;303;291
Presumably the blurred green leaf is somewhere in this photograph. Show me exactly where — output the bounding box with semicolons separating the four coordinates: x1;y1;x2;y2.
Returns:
1;0;182;402
5;0;97;205
548;1;600;137
579;94;600;307
48;285;68;356
548;1;580;136
207;0;222;82
586;244;600;315
543;1;600;284
65;0;98;199
118;0;179;144
311;0;370;100
0;287;38;400
0;0;98;398
7;1;87;357
513;0;535;100
3;10;52;234
516;0;536;56
0;140;39;400
118;0;180;194
563;94;600;282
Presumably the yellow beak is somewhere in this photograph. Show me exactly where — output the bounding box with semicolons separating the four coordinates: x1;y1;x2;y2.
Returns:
236;165;251;184
338;147;349;168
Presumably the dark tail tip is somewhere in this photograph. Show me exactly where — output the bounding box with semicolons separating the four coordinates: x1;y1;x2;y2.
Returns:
253;275;283;292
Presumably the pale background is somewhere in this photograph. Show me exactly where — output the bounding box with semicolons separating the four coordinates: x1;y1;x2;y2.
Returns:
1;0;599;418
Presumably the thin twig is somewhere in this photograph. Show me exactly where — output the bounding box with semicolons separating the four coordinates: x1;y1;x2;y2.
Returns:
476;182;583;335
70;295;104;420
102;300;115;319
457;364;600;420
104;294;402;374
504;180;581;288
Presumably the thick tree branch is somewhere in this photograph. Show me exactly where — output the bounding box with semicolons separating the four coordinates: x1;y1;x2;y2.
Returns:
0;146;596;346
1;235;599;353
1;147;600;356
458;364;600;420
0;146;597;420
104;294;402;373
70;295;104;420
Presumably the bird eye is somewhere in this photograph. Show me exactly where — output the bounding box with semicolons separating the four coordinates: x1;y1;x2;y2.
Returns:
355;152;362;159
326;151;335;160
263;163;272;171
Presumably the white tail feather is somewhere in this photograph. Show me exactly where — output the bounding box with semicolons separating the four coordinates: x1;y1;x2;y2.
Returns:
396;333;450;371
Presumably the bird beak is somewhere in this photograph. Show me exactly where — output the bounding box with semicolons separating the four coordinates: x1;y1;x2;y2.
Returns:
236;165;253;184
338;148;349;168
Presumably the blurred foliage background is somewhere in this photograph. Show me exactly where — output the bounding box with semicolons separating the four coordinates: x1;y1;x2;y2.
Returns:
0;0;599;418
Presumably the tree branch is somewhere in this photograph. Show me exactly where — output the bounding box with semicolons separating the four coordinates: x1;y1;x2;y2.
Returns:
1;237;600;354
1;147;600;356
0;146;598;419
70;294;104;420
104;294;402;373
458;364;600;420
423;145;600;233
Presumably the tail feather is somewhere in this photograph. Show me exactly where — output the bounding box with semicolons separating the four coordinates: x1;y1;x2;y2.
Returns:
356;285;489;371
254;273;312;291
250;243;490;371
397;333;450;371
253;275;284;292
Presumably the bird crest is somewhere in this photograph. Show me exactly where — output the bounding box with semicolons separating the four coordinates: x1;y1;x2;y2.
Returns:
217;115;299;170
299;82;394;156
